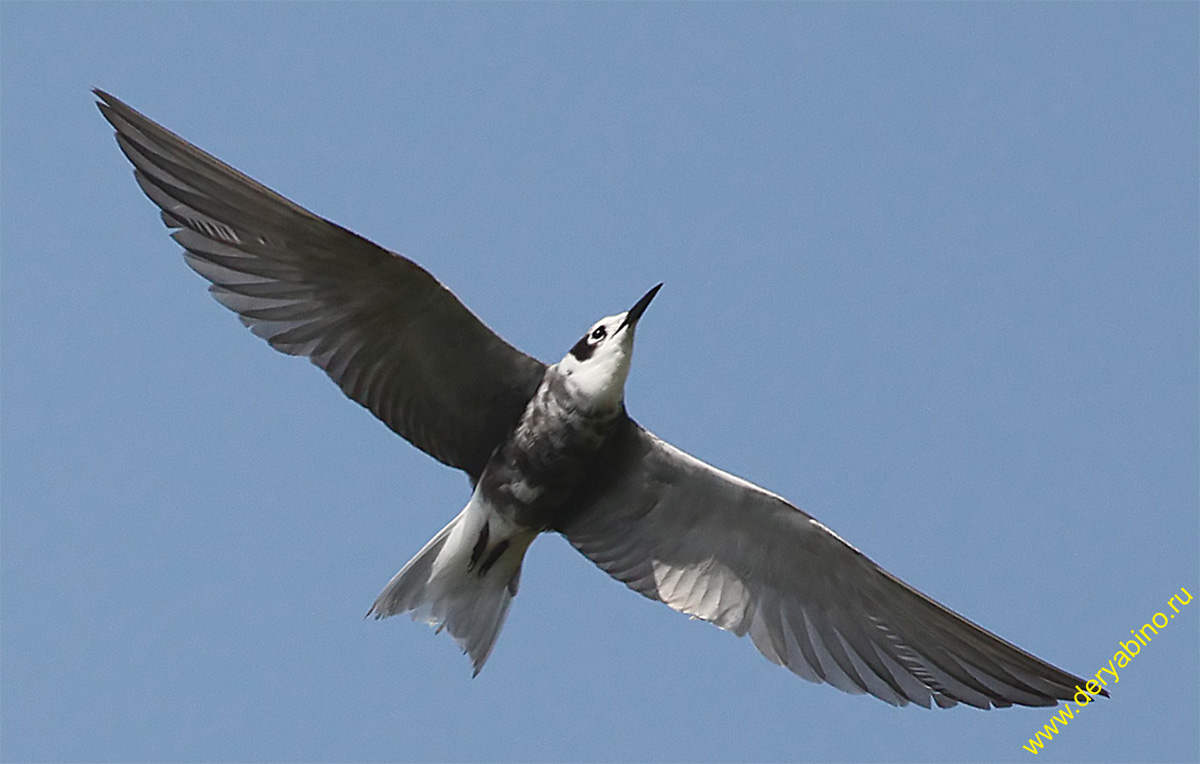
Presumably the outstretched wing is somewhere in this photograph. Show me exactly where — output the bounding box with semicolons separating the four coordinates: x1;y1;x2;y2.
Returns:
96;90;545;479
558;421;1102;709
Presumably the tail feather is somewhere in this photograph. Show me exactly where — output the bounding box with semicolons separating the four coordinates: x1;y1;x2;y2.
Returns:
369;499;536;674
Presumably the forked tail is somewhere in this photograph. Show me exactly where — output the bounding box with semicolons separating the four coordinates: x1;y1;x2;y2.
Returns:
368;496;536;674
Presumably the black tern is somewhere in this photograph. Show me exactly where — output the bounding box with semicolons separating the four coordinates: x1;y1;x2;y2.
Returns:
96;90;1104;709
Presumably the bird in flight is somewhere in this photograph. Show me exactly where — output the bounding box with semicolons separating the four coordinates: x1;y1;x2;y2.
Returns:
96;89;1103;709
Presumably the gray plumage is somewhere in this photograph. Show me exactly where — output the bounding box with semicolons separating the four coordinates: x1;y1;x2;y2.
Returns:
96;89;1104;709
96;90;544;479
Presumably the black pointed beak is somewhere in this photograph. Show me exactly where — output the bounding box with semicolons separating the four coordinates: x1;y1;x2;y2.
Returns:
618;283;663;332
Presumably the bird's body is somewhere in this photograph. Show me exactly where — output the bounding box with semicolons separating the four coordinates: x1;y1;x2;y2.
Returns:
372;302;656;671
481;359;628;530
97;89;1106;710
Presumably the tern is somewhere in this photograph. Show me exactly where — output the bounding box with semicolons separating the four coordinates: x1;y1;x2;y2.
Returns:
96;90;1103;709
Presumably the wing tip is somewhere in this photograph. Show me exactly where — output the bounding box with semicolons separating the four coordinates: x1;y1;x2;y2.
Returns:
93;87;121;115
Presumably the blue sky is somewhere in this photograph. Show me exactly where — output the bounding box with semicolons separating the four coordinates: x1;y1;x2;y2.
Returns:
2;4;1196;762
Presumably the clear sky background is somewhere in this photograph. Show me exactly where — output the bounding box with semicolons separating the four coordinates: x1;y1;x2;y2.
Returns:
2;4;1196;763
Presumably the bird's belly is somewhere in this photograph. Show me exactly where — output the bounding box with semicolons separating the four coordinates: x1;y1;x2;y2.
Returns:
481;414;617;530
481;443;601;529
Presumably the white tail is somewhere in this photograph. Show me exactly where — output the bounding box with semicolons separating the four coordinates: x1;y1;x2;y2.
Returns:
368;494;537;674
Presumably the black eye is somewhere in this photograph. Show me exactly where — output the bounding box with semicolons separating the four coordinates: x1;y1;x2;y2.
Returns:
590;326;607;341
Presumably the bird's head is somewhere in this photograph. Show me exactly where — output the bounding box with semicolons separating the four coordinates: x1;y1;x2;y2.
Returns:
556;283;662;411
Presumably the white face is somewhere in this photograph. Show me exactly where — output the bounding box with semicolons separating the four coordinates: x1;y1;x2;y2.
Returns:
556;310;638;411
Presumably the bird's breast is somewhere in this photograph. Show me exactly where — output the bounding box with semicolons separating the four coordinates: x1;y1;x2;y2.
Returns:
479;371;622;529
